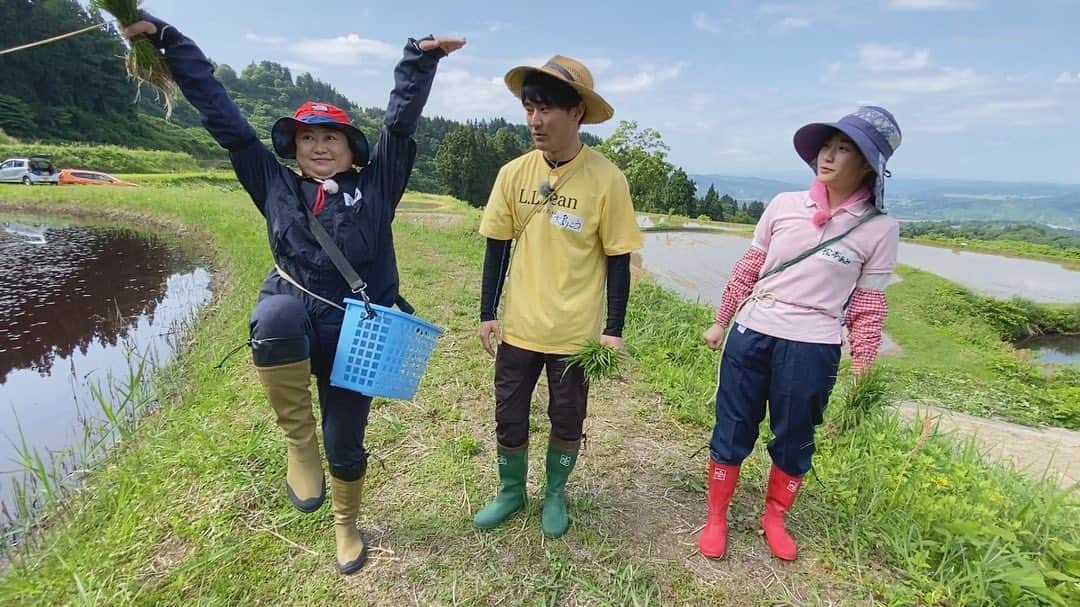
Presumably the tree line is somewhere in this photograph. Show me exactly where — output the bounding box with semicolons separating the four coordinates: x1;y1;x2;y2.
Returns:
900;221;1080;252
435;119;765;224
3;1;760;222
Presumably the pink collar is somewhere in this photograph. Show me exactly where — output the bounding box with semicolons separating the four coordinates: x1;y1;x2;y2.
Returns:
808;180;872;227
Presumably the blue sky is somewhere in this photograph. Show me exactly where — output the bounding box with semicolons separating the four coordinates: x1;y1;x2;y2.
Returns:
102;1;1077;183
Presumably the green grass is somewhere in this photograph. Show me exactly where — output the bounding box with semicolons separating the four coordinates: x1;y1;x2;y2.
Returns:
2;182;1078;605
0;184;755;605
0;143;198;174
884;267;1080;429
637;211;755;233
112;170;241;188
902;236;1080;271
624;282;1080;606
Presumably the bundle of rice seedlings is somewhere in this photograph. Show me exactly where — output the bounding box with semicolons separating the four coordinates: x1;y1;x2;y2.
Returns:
562;340;629;384
832;366;890;435
92;0;177;117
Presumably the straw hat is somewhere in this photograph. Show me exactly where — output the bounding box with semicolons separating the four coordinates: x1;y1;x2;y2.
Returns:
504;56;614;124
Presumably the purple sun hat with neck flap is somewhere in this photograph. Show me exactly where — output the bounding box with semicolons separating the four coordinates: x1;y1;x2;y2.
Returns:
793;106;902;211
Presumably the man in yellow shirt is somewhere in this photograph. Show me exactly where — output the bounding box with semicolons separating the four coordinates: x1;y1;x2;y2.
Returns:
475;56;642;538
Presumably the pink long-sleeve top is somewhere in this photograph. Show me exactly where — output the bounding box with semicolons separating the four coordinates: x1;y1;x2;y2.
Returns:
714;183;899;371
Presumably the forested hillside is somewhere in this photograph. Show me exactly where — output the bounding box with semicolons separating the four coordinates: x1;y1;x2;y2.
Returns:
4;1;717;214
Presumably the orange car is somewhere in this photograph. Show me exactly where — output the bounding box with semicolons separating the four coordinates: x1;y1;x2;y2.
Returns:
58;169;138;187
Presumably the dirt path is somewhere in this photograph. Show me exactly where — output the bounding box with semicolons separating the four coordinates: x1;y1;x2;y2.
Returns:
338;230;865;606
568;378;869;605
397;212;466;228
896;401;1080;489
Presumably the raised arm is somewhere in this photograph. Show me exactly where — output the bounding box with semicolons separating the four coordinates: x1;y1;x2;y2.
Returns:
124;16;283;211
367;36;464;216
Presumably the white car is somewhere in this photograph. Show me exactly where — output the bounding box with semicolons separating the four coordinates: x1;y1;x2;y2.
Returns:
0;156;59;185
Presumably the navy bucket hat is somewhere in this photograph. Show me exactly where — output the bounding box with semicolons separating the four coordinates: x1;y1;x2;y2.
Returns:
793;106;902;210
271;101;370;166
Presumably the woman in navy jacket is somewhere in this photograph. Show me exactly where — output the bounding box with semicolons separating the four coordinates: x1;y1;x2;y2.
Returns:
122;16;463;574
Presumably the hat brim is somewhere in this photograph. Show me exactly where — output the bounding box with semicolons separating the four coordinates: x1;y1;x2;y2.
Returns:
271;116;370;166
504;66;614;125
794;121;883;175
793;121;889;211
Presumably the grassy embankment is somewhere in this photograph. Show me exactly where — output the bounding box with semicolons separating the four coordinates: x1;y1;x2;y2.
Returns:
0;179;1077;605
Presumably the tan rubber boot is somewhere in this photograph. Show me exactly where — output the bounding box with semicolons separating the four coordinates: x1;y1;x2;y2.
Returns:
255;359;325;512
331;476;368;574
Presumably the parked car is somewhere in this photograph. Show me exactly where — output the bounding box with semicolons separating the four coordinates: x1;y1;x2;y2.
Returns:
58;169;138;187
0;156;59;185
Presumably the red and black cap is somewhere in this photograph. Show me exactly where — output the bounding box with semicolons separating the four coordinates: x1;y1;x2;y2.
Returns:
271;101;370;166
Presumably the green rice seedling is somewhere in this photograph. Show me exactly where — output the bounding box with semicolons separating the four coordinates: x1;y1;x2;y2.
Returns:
91;0;178;117
562;340;628;383
831;366;890;435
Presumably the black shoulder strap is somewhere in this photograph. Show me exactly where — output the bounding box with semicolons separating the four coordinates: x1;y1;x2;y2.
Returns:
302;204;376;318
759;211;881;281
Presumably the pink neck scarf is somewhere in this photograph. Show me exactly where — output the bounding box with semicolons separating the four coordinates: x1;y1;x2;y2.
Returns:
809;179;871;227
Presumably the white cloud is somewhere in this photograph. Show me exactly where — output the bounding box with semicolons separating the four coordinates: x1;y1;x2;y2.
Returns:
486;21;507;33
912;97;1063;133
606;63;684;93
245;32;286;45
888;0;978;9
1005;72;1035;84
821;62;842;83
291;34;399;66
1055;71;1079;85
858;44;931;71
693;12;723;33
866;67;982;93
776;17;811;30
584;58;613;74
428;69;516;119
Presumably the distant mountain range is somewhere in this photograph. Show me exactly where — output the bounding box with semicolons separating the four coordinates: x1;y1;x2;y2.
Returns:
690;174;1080;230
690;175;806;202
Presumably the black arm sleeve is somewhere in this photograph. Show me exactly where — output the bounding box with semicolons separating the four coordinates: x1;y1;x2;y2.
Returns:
369;37;444;219
603;254;631;337
480;238;512;321
141;13;282;213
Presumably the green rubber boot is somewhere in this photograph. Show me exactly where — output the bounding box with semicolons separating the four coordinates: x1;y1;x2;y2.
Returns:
473;443;528;529
541;437;580;539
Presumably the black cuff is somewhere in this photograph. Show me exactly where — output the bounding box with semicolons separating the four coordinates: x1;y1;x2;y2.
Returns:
250;336;309;367
603;254;631;337
329;459;367;481
481;238;512;321
140;13;181;48
409;36;446;60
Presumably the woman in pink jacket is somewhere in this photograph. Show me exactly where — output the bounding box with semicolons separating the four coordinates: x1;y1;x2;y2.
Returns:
698;107;902;561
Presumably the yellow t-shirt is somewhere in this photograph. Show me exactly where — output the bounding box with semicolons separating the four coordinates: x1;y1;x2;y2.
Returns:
479;146;643;354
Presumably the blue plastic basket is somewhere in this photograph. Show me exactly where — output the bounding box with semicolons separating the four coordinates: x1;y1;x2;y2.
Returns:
330;299;444;400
